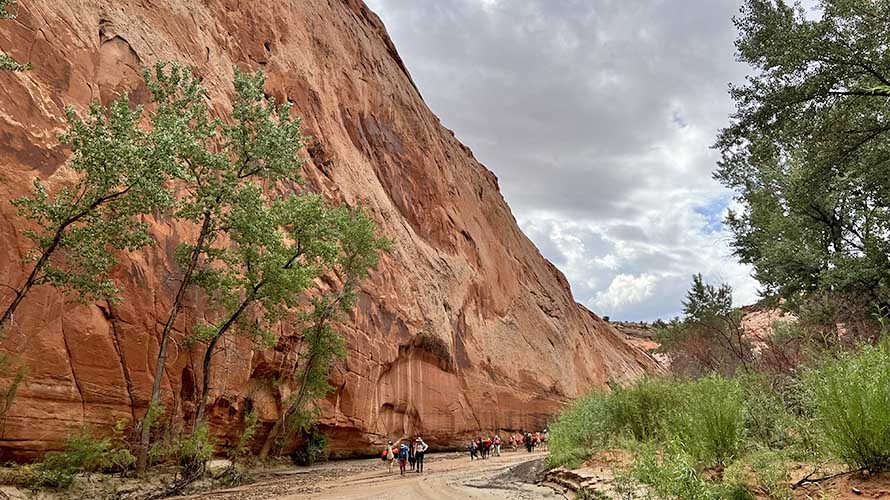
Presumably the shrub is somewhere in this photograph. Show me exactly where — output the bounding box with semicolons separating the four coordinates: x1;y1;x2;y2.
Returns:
739;375;794;449
548;378;681;469
548;391;613;468
610;378;679;442
632;443;752;500
227;408;259;461
802;342;890;471
746;449;792;500
149;423;214;479
669;376;745;467
22;428;129;489
291;430;328;466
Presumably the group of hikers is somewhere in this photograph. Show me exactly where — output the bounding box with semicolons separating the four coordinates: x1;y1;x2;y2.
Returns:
380;430;548;476
382;437;429;475
468;430;548;459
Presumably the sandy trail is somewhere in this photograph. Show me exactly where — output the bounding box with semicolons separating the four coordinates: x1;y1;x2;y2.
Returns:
177;451;563;500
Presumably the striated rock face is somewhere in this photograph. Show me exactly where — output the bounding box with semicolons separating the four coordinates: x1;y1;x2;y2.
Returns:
0;0;653;459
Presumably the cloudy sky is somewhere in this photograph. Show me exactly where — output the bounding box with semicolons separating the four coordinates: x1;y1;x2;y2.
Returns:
364;0;775;321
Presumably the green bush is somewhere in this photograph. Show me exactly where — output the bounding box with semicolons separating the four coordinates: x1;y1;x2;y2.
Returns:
22;428;131;489
802;342;890;471
548;391;613;468
149;423;214;479
632;443;753;500
745;449;792;500
291;430;328;466
670;376;745;467
610;378;680;442
739;375;795;449
227;408;259;461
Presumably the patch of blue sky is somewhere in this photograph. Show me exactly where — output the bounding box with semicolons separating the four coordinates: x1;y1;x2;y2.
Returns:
695;197;729;235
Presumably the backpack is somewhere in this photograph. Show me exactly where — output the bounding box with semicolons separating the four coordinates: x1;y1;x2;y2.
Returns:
398;447;409;460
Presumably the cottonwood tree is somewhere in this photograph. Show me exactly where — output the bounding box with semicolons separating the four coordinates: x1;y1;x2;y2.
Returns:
0;0;29;71
0;94;175;330
190;193;340;428
716;0;890;320
137;66;305;473
257;208;388;461
0;72;179;435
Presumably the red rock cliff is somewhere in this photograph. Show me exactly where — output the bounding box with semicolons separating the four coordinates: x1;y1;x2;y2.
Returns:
0;0;653;459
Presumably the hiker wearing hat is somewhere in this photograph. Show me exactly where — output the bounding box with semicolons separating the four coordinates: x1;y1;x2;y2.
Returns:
398;443;410;475
413;437;429;473
383;437;406;473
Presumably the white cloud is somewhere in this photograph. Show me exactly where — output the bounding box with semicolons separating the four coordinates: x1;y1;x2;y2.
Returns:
593;274;659;312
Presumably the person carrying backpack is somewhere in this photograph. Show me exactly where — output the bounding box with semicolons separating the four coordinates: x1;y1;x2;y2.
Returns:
468;440;478;460
383;437;406;473
414;437;429;473
398;443;410;475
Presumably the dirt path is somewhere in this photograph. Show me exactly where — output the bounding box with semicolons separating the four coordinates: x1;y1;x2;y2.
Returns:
174;451;563;500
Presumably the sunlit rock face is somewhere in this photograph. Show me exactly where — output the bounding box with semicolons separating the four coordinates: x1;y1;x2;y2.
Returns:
0;0;654;459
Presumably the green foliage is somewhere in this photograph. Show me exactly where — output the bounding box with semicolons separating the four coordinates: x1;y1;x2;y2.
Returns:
548;378;680;468
574;486;610;500
670;377;745;467
290;430;328;466
632;443;753;500
150;423;214;478
0;0;29;71
7;95;172;303
548;391;614;469
1;61;193;337
22;427;134;489
656;275;751;375
259;207;388;459
739;375;795;449
715;0;890;310
725;449;792;500
227;408;259;461
802;341;890;471
610;378;679;442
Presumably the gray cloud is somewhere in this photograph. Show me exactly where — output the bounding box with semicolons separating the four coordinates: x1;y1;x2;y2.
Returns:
367;0;762;320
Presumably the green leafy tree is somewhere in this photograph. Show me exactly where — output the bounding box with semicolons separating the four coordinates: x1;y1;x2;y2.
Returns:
657;274;750;375
190;193;344;427
257;207;388;461
715;0;890;315
136;65;305;473
0;0;29;71
0;91;175;330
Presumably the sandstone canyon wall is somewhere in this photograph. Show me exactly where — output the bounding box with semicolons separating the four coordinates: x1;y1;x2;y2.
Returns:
0;0;653;459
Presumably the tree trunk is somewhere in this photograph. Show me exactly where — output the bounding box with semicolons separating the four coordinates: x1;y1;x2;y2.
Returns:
257;415;284;461
257;330;323;461
193;332;221;429
193;285;258;431
257;292;348;461
0;228;65;331
136;211;213;475
1;187;131;332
